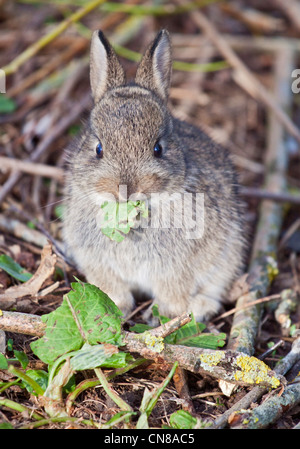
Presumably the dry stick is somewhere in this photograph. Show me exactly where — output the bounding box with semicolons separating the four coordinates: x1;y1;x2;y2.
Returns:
0;311;45;337
191;10;300;145
239;187;300;206
173;366;196;414
231;375;300;429
213;293;281;322
171;33;300;53
3;161;300;207
0;213;48;248
214;337;300;428
226;45;295;355
273;0;300;32
220;2;284;35
0;157;64;181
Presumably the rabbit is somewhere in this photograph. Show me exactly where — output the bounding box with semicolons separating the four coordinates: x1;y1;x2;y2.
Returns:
63;29;246;323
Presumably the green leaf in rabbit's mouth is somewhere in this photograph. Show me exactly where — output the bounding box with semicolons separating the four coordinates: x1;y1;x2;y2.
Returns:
99;200;148;242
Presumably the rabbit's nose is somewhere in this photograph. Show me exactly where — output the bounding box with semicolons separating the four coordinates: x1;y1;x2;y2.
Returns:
119;182;139;201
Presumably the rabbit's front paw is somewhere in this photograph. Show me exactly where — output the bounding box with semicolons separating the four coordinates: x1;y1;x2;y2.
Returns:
188;294;223;322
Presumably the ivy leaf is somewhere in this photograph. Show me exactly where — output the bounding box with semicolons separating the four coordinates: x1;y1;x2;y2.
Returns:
30;281;123;364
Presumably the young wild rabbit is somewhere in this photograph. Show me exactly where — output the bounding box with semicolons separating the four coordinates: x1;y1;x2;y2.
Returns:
63;29;245;322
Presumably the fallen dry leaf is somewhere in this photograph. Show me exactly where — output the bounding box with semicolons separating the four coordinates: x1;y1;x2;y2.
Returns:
0;243;57;309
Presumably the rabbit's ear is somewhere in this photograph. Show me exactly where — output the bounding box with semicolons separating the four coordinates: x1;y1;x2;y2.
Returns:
135;30;172;102
90;30;126;102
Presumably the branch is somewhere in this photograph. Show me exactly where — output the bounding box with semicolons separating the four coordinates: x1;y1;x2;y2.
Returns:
0;157;64;181
214;337;300;428
239;187;300;206
0;309;284;390
227;45;295;355
230;371;300;429
273;0;300;32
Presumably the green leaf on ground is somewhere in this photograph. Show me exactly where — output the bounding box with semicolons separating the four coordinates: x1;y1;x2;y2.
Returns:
168;410;211;429
30;281;124;364
169;410;198;429
0;353;8;370
0;95;16;114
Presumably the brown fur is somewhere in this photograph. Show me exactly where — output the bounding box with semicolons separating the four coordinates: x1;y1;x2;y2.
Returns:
63;30;246;322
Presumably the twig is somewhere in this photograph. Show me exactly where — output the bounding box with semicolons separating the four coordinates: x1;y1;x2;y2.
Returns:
239;187;300;206
273;0;300;32
191;10;300;144
213;293;281;322
0;311;45;337
227;45;295;355
0;157;64;181
221;2;284;34
214;337;300;428
230;372;300;429
279;219;300;250
274;289;298;335
172;33;300;53
258;339;285;361
0;213;49;248
124;332;284;389
147;313;192;338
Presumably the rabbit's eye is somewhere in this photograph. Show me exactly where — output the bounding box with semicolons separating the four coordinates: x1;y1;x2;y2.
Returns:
153;141;163;158
96;142;103;159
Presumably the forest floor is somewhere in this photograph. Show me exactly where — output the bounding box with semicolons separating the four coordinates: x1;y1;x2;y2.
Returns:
0;0;300;430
